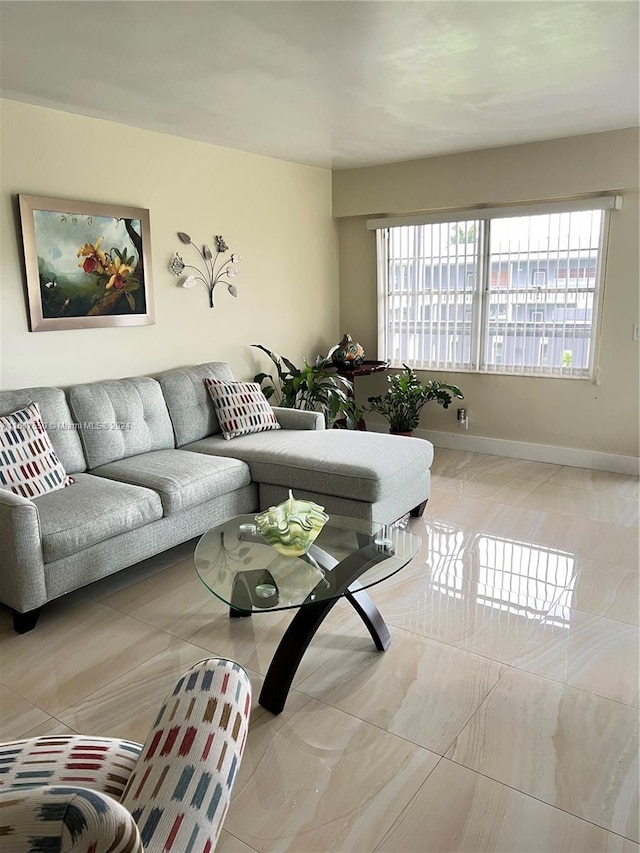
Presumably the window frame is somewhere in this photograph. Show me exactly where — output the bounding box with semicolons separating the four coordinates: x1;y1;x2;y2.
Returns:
369;196;619;381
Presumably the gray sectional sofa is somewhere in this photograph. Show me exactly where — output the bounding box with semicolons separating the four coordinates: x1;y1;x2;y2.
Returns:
0;361;433;633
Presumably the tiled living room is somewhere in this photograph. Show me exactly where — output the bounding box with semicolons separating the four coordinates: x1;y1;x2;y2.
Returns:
1;2;639;852
2;450;638;851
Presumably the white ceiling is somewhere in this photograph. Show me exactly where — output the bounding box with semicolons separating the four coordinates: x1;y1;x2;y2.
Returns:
1;1;638;169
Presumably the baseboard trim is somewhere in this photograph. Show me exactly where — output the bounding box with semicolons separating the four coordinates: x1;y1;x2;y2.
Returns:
367;424;640;475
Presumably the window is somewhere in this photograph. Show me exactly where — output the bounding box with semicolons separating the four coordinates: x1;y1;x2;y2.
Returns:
369;197;619;378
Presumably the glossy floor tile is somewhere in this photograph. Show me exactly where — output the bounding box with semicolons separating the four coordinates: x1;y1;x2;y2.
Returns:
589;524;640;569
0;600;176;715
375;757;639;853
297;627;504;754
571;559;640;625
217;830;260;853
430;469;541;504
532;513;638;567
95;552;229;635
462;454;562;482
21;718;78;738
0;683;51;739
224;692;439;852
55;638;230;743
512;607;640;706
185;598;370;689
518;482;634;525
545;466;640;497
616;497;640;528
445;668;639;841
373;525;573;663
1;448;638;852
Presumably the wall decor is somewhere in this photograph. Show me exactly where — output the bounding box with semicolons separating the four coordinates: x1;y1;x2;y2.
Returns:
18;194;154;332
170;232;240;308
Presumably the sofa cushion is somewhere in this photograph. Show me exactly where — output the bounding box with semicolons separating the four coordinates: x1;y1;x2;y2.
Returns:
204;378;281;440
156;362;235;446
35;473;163;562
183;430;434;503
68;377;175;468
0;387;86;474
0;402;74;499
91;449;251;516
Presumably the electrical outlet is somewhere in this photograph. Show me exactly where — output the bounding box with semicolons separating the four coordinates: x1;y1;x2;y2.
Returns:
634;324;640;342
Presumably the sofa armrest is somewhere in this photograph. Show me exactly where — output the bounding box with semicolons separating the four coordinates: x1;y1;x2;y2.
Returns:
121;658;252;852
271;406;325;430
0;489;46;612
0;785;142;853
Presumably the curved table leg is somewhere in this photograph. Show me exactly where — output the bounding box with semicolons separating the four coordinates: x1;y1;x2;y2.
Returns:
259;584;391;715
345;586;391;650
259;598;337;714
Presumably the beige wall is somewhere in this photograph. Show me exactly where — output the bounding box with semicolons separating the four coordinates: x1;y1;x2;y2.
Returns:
334;129;640;457
0;100;338;390
2;104;638;458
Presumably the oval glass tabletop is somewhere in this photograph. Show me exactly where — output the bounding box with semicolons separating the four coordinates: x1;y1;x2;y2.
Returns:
194;513;421;613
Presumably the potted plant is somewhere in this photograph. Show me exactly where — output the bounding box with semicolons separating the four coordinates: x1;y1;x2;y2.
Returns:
366;364;463;435
252;344;354;426
332;398;368;431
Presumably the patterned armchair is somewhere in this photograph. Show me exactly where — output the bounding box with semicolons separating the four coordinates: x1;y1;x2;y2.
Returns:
0;658;252;852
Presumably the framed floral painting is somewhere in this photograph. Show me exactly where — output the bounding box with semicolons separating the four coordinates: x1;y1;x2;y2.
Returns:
18;195;155;331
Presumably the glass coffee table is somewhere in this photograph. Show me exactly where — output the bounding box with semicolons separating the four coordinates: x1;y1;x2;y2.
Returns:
194;514;421;714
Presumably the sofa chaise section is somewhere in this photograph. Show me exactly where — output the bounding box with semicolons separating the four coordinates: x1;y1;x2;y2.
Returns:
158;362;432;524
185;429;432;523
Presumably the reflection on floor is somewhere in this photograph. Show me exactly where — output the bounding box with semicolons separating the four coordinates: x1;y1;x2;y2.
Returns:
1;449;638;852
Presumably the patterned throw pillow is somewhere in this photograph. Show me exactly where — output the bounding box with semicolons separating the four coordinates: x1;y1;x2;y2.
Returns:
204;378;281;440
0;402;74;498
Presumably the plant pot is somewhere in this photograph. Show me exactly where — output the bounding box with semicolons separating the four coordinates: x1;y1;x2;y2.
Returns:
333;417;367;431
390;429;413;437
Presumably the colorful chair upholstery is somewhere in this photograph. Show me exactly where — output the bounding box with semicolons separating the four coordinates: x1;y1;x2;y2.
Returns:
0;657;252;852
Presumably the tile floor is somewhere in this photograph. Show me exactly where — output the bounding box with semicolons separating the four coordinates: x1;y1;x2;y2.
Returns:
1;448;638;852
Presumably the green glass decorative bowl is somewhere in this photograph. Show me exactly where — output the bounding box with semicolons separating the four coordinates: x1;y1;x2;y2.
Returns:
255;490;329;557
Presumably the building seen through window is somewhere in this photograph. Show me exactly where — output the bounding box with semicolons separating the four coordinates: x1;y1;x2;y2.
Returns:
378;207;606;378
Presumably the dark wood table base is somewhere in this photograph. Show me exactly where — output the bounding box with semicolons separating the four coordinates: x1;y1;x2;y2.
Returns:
258;582;390;714
231;540;396;714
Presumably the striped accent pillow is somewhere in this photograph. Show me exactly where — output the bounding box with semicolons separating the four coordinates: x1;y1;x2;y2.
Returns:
0;402;74;498
204;378;281;440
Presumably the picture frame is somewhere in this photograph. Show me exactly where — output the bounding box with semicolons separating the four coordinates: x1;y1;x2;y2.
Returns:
18;194;155;332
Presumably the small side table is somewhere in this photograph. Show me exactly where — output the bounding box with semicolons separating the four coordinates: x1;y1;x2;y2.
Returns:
332;359;389;429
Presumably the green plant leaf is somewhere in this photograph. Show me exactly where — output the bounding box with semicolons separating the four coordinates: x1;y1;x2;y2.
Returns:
124;292;135;311
281;355;299;374
252;344;358;425
366;366;463;430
